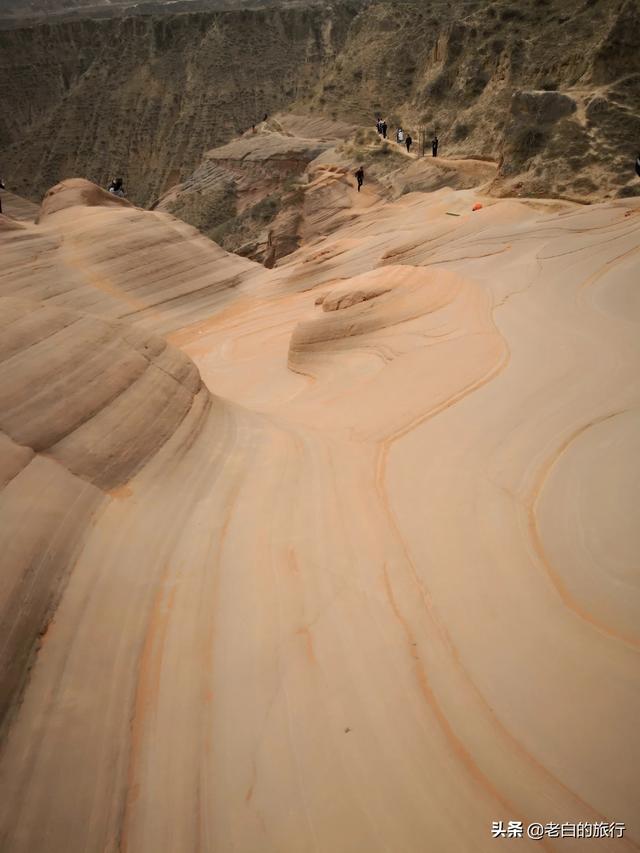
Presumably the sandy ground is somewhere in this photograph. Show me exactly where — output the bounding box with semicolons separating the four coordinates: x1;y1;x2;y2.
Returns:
0;190;39;222
0;171;639;852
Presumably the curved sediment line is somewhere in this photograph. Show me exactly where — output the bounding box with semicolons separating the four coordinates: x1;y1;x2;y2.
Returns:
527;412;640;652
368;330;533;820
370;315;638;840
117;400;252;853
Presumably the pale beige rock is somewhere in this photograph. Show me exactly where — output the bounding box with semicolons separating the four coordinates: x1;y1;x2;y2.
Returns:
0;172;639;853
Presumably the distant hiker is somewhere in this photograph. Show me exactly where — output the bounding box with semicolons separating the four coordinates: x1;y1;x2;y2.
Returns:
405;134;413;153
396;127;405;145
376;118;382;134
355;166;364;192
252;124;256;133
432;135;439;157
381;121;388;140
636;152;640;178
263;113;268;122
108;177;125;198
0;178;5;214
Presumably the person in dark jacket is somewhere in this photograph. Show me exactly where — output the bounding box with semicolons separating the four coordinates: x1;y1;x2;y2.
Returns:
108;177;126;198
406;134;413;154
0;177;5;214
432;135;439;157
381;121;388;140
636;152;640;178
355;166;364;192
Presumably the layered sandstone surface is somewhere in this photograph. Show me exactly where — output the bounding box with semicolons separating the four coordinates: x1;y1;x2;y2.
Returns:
0;159;639;852
155;114;356;261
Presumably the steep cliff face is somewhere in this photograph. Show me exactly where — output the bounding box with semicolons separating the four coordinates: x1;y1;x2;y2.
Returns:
0;0;321;26
1;0;638;208
297;0;640;201
0;2;361;205
155;114;354;263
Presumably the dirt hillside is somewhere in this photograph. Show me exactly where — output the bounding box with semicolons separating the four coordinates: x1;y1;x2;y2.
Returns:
2;0;638;207
298;0;640;201
0;2;362;205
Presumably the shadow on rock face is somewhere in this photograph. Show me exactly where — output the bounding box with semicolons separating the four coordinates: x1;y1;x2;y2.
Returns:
511;90;577;124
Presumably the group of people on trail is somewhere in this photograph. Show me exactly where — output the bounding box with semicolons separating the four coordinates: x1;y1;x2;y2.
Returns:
396;128;414;153
395;127;416;153
376;117;439;157
375;118;388;139
354;117;444;192
107;177;126;198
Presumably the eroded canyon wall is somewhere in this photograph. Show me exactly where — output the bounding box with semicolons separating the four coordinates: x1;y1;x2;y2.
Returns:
0;2;361;205
1;0;639;209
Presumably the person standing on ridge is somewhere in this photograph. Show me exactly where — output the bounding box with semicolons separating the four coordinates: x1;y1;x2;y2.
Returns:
432;134;439;157
636;152;640;178
355;166;364;192
406;133;413;154
381;120;388;140
108;177;125;198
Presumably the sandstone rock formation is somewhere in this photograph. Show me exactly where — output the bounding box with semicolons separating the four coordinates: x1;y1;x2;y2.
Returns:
155;115;353;261
0;161;638;851
0;189;38;221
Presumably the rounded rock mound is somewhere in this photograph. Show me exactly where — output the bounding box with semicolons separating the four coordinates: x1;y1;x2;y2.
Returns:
38;178;132;221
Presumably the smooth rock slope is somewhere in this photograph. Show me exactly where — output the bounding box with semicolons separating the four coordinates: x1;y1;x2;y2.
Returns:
0;169;639;852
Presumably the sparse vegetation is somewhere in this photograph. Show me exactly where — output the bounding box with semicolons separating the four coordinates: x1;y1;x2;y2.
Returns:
4;0;635;209
452;122;472;141
208;190;286;249
511;126;548;160
168;181;236;235
251;194;282;222
427;71;453;100
372;140;397;157
500;6;524;22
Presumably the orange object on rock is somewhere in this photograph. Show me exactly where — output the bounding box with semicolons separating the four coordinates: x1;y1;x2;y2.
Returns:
472;202;483;211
